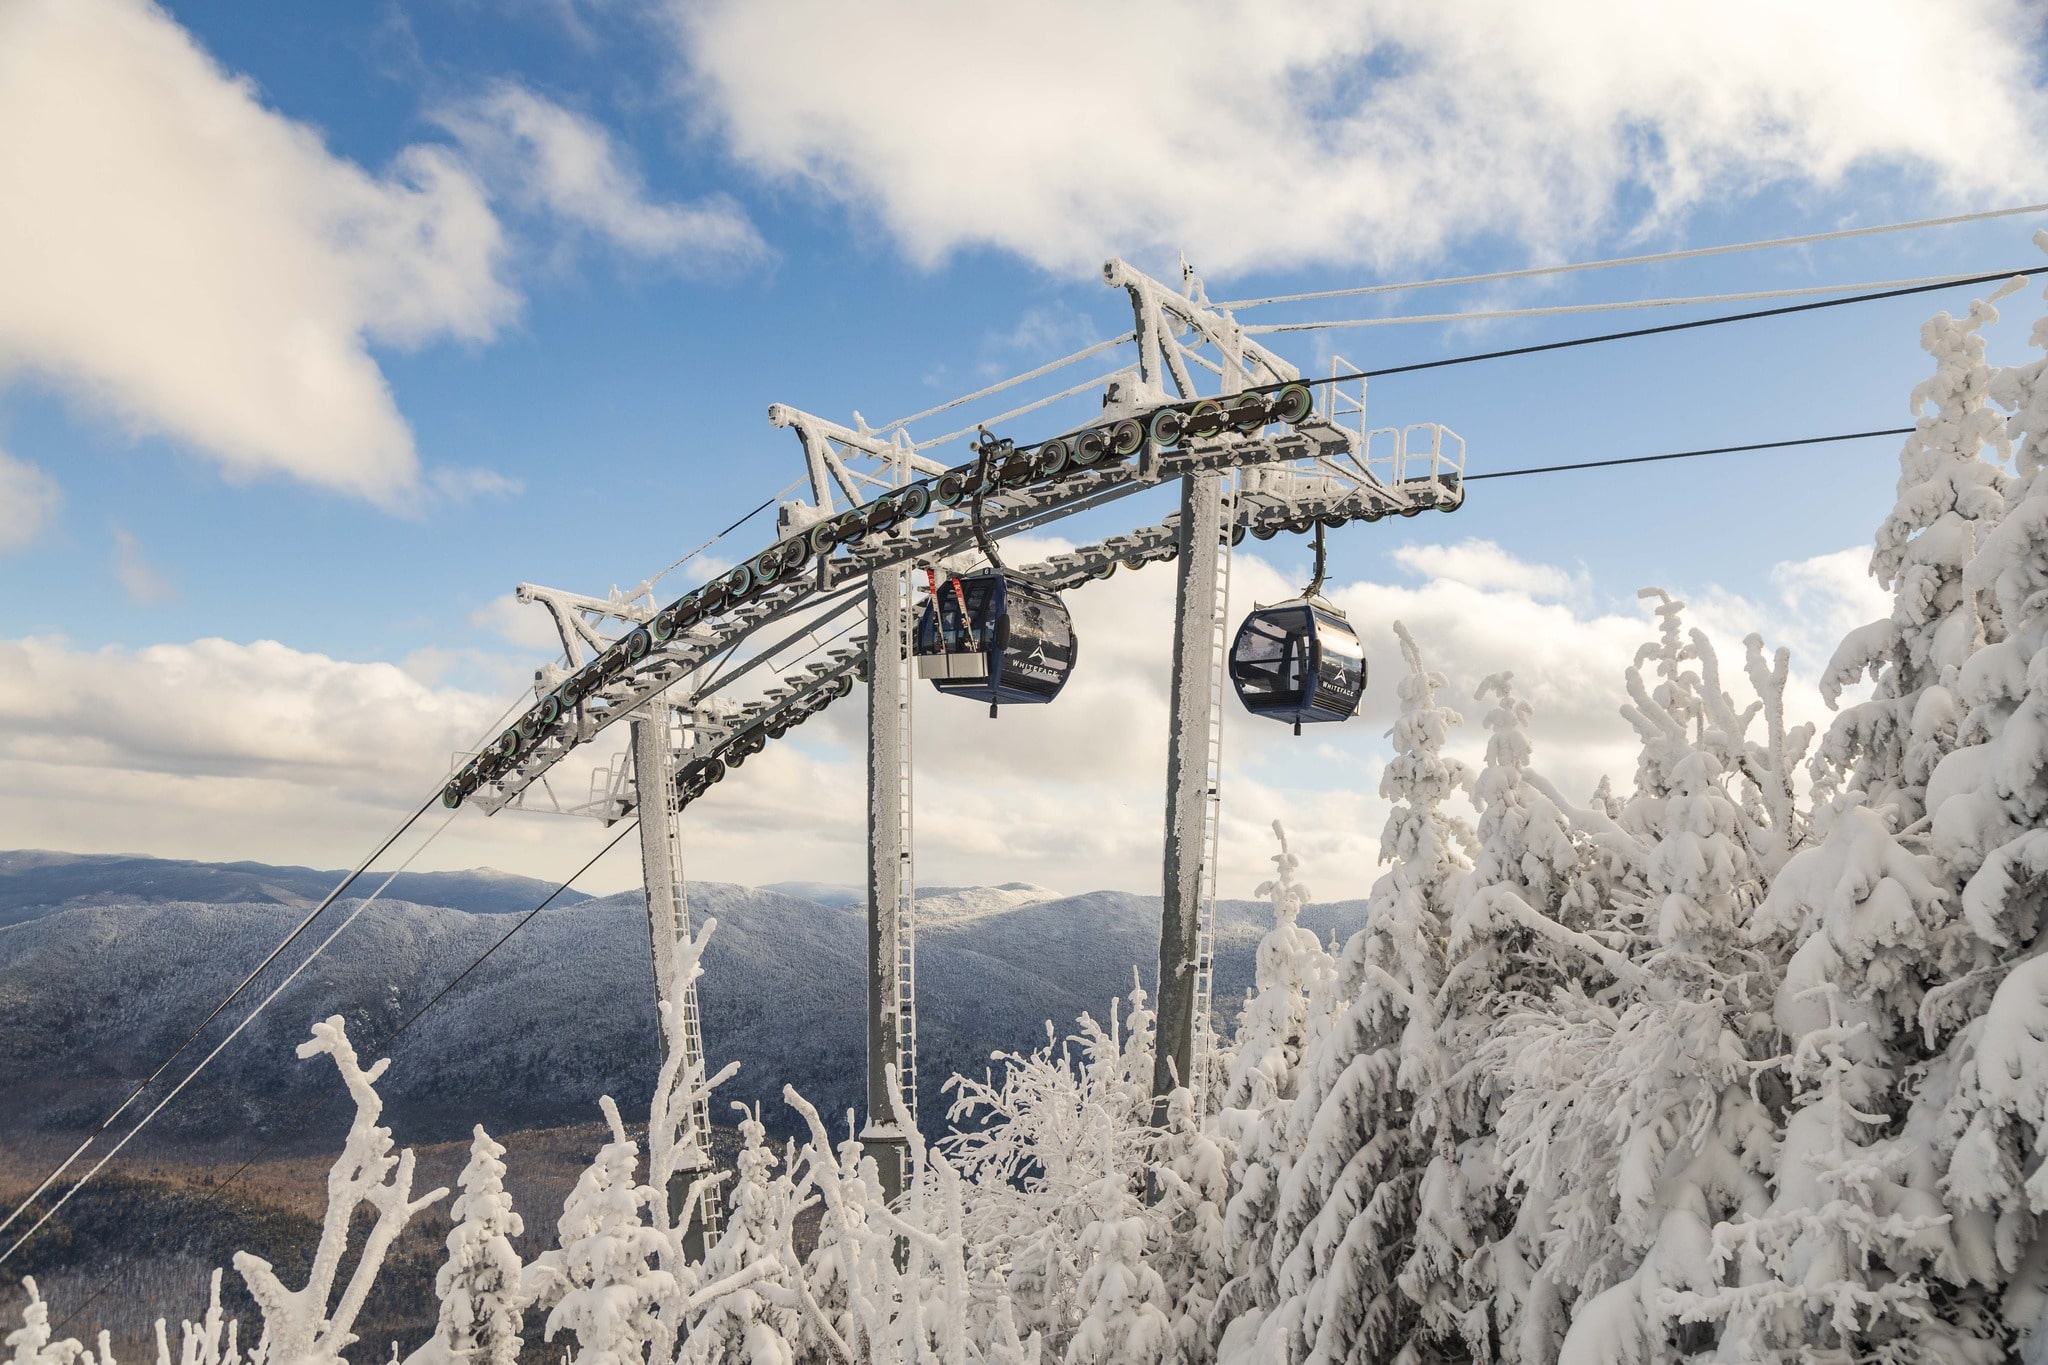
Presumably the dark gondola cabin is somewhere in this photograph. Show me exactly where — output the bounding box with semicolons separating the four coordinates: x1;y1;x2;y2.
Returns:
915;572;1077;708
1229;598;1367;733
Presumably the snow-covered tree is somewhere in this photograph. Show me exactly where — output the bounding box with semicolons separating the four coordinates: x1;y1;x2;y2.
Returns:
1223;821;1338;1116
1245;621;1473;1364
1485;597;1797;1365
1063;1171;1173;1365
403;1127;526;1365
945;983;1157;1349
235;1017;447;1365
674;1109;800;1364
524;1097;672;1365
1213;824;1337;1351
1419;670;1592;1362
5;1279;108;1365
1818;283;2020;824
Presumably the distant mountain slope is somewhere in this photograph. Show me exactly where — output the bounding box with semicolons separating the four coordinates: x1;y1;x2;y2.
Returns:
0;871;1370;1145
0;850;594;926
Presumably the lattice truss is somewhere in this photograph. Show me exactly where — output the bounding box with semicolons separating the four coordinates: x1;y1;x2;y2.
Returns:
451;257;1466;823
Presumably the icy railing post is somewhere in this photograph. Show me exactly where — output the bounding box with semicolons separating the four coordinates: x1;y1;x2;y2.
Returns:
233;1017;447;1365
1363;427;1400;486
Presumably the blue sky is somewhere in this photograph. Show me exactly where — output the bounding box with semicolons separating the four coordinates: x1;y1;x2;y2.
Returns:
3;0;2046;894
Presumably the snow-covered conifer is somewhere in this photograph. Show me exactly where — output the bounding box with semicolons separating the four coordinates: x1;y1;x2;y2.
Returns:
1213;824;1337;1348
1486;598;1792;1364
1417;670;1589;1360
1251;621;1473;1364
1223;821;1337;1115
1063;1171;1174;1365
1818;285;2018;824
524;1097;672;1365
674;1109;800;1364
403;1127;525;1365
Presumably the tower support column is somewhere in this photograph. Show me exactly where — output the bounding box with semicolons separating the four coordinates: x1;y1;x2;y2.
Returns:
862;566;916;1201
1153;469;1226;1124
632;708;720;1256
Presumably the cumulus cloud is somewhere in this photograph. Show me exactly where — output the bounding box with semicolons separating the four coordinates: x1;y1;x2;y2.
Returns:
671;0;2048;273
1391;538;1582;599
437;82;764;266
0;0;515;505
0;537;1890;896
0;448;61;554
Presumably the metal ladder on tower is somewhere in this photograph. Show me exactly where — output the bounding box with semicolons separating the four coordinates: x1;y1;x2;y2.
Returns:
658;707;725;1243
891;582;920;1125
1188;471;1236;1110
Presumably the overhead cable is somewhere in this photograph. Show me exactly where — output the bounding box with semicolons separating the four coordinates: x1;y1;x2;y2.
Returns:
914;368;1128;451
0;781;454;1245
0;809;461;1269
51;818;641;1331
1306;265;2046;388
1216;200;2048;310
649;477;807;590
1243;271;2025;335
1464;427;1916;482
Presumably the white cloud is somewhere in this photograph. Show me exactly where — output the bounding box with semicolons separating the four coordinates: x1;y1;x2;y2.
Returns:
0;537;1890;898
430;466;526;503
110;526;176;605
438;82;765;266
0;448;60;554
1391;538;1582;598
0;0;515;505
0;632;630;882
671;0;2048;273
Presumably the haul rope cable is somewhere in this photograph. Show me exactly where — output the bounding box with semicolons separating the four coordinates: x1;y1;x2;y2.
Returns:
903;261;2045;455
1241;270;2043;334
0;682;534;1244
9;459;815;1230
891;203;2048;439
649;477;808;590
1216;199;2048;310
1293;266;2048;390
0;808;463;1269
49;818;643;1332
881;333;1137;433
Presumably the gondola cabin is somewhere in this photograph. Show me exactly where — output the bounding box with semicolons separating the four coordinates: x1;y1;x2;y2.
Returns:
1229;598;1366;733
914;572;1076;709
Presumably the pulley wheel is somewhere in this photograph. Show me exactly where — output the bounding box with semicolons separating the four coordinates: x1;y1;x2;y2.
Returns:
1148;406;1188;446
1271;383;1314;425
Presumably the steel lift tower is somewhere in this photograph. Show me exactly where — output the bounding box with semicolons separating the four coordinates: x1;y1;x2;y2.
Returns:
454;255;1466;1212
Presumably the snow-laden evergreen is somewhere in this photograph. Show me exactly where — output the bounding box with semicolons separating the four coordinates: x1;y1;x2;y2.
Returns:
403;1128;525;1365
30;252;2048;1364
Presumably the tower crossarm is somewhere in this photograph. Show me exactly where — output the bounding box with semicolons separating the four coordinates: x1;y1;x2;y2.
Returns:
767;404;953;535
449;418;1461;815
529;470;1462;826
